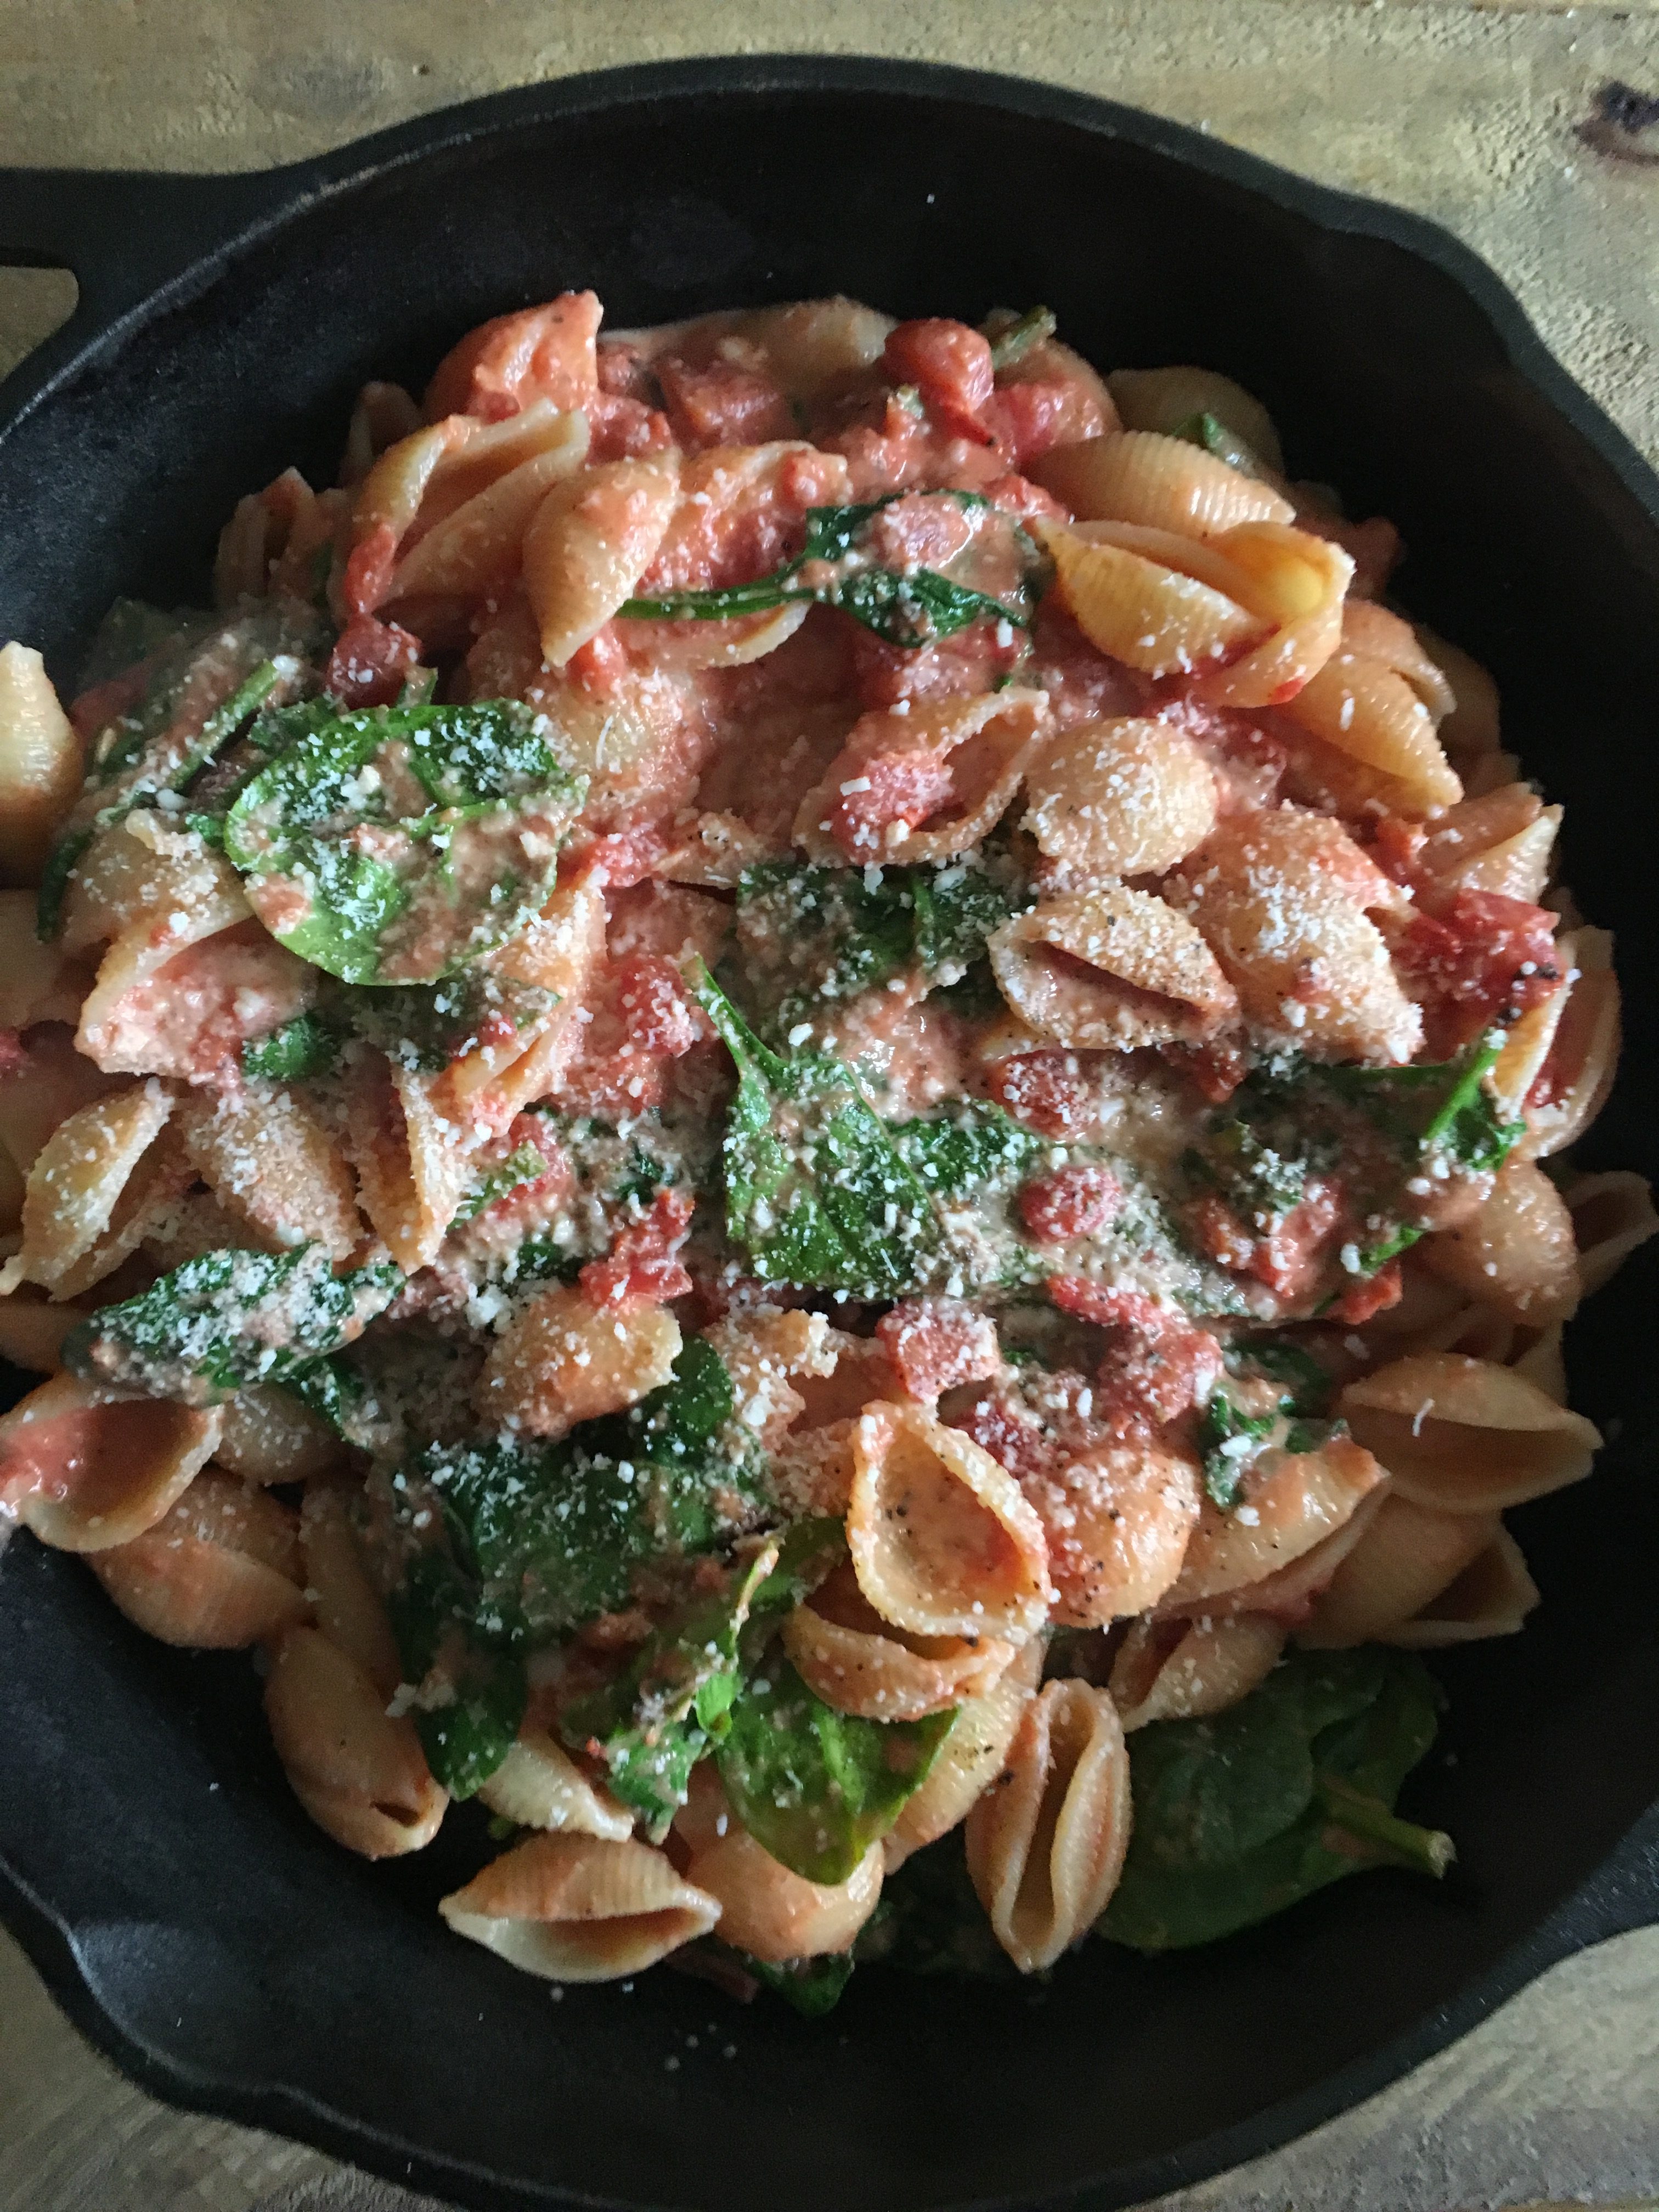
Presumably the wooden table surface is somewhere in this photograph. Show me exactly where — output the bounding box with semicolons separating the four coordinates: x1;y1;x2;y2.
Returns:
1;3;1657;2208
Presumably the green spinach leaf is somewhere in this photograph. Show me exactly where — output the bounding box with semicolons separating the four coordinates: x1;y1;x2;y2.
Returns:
62;1244;401;1406
385;1549;527;1799
1099;1648;1451;1953
716;1657;955;1885
240;1009;342;1083
222;698;586;985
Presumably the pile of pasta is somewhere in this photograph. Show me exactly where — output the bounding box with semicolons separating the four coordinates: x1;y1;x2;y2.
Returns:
0;290;1654;2006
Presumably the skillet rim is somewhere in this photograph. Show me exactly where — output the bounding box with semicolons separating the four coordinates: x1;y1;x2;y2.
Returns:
0;51;1657;2212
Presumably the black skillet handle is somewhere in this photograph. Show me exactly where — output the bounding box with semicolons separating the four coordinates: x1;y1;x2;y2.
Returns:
0;165;292;347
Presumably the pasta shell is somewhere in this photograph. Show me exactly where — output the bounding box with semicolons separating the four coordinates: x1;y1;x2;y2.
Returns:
1340;1350;1600;1513
1106;366;1285;473
1160;1435;1387;1610
216;1384;345;1486
1384;1525;1539;1647
0;1024;116;1176
0;1289;83;1374
404;398;588;534
1566;1170;1659;1299
1418;1158;1580;1328
1037;518;1262;679
4;1080;178;1297
793;689;1050;868
782;1562;1015;1720
387;414;591;603
0;1372;221;1552
883;1635;1044;1869
1282;645;1462;817
59;812;235;957
1295;1494;1499;1649
299;1485;403;1699
1109;1613;1286;1731
1439;809;1560;902
1488;958;1572;1124
684;1827;882;1963
1522;927;1620;1160
0;889;92;1029
345;1053;477;1273
476;1283;681;1441
174;1086;364;1265
848;1402;1054;1641
1015;1439;1201;1627
989;883;1238;1051
1021;716;1217;878
1339;602;1458;719
439;878;607;1126
338;379;422;489
477;1724;635;1842
0;642;82;882
353;415;474;554
1029;431;1293;537
264;1622;446;1859
704;1308;838;1453
89;1468;308;1648
522;454;682;669
1159;1480;1391;1624
1171;807;1421;1065
964;1679;1132;1973
439;1833;718;1982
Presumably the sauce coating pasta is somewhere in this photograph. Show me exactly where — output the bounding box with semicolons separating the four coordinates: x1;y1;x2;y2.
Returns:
0;291;1648;2011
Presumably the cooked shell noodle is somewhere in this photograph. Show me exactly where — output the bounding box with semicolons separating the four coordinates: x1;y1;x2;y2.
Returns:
1158;1481;1390;1626
386;411;591;603
1565;1170;1659;1299
2;1079;180;1299
1418;1156;1580;1328
522;453;682;668
1016;1438;1201;1627
989;883;1237;1051
1171;808;1421;1064
439;1833;718;1982
782;1561;1014;1720
337;379;422;489
439;879;607;1128
0;889;91;1029
1109;1613;1286;1731
475;1283;681;1441
1434;805;1560;903
1105;366;1285;473
1384;1524;1540;1648
477;1724;635;1842
345;1053;477;1272
299;1485;403;1696
1021;716;1217;878
1488;952;1572;1125
1188;522;1353;710
884;1637;1043;1870
0;1289;83;1374
1522;927;1620;1160
793;689;1049;868
265;1622;445;1859
1036;518;1262;680
1509;1323;1568;1404
0;1372;221;1551
352;414;474;556
683;1828;882;1963
89;1468;308;1648
0;642;83;882
216;1383;345;1486
1160;1436;1387;1610
59;812;240;958
1340;1350;1600;1513
174;1086;363;1265
769;1418;860;1521
848;1402;1053;1641
706;1307;837;1453
1280;614;1462;817
0;1025;116;1180
1296;1494;1499;1649
964;1679;1132;1973
1029;431;1293;538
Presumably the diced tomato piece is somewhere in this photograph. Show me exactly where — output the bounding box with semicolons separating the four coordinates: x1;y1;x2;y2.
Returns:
424;291;601;422
876;1297;1001;1402
1329;1260;1405;1325
324;614;421;708
1371;814;1429;889
851;622;1018;710
0;1028;30;1078
1047;1278;1223;1432
70;662;153;745
980;470;1070;527
657;356;795;449
1160;1039;1250;1107
1017;1164;1123;1244
579;1186;695;1311
560;821;673;890
343;520;398;619
1395;888;1561;1055
981;382;1101;470
984;1051;1096;1139
596;340;651;399
611;955;702;1057
951;1385;1052;1483
585;391;674;461
883;319;996;440
1185;1193;1257;1272
1245;1183;1345;1302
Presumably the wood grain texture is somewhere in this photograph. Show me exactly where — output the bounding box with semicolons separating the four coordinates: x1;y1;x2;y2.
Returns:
0;4;1656;2209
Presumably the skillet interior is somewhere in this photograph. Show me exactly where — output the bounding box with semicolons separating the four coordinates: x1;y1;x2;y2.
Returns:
0;60;1656;2212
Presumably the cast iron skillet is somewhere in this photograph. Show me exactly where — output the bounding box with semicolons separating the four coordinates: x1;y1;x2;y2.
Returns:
0;54;1656;2212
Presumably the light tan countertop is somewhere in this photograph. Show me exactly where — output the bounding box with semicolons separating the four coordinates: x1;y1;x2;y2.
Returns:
1;4;1657;2208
